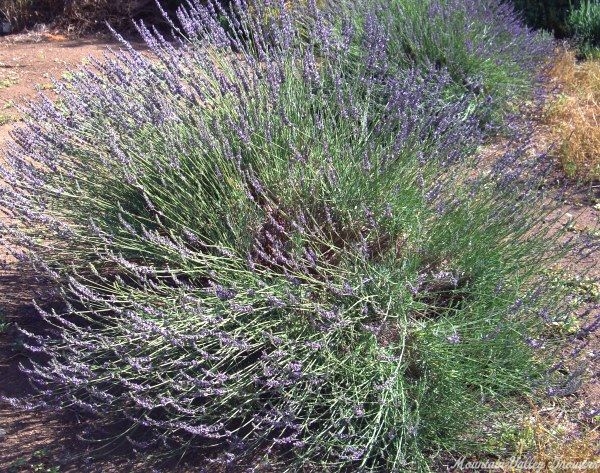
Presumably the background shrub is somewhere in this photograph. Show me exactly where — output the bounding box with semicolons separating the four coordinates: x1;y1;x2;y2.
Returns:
567;0;600;56
0;0;62;31
0;1;584;471
0;0;187;33
61;0;187;33
509;0;575;37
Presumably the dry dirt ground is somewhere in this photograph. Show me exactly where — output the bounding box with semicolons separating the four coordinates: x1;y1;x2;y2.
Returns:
0;32;119;142
0;31;598;473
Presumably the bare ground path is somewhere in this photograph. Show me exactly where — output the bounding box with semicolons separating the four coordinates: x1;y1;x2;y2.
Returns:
0;32;124;142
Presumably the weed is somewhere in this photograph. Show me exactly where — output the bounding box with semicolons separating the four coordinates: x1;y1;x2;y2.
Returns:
0;113;14;125
0;308;8;332
7;457;27;473
547;48;600;180
0;77;17;89
7;449;60;473
527;405;600;473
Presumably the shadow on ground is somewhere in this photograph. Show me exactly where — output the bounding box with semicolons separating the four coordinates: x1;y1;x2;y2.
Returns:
0;267;144;473
0;266;227;472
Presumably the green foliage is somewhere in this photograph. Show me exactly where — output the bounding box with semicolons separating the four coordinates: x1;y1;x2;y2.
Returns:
7;449;61;473
568;0;600;55
0;307;7;332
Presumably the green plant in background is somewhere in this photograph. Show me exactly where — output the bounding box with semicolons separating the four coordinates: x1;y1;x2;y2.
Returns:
0;307;8;332
568;0;600;56
510;0;600;56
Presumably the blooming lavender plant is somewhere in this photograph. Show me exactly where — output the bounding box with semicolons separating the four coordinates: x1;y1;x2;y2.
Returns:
340;0;554;123
0;1;587;471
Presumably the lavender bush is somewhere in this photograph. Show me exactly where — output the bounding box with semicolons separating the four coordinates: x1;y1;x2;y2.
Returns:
0;1;586;471
338;0;553;122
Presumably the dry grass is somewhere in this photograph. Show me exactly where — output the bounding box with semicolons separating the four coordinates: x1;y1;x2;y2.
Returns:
0;0;62;31
547;49;600;181
524;404;600;473
61;0;170;35
0;0;181;35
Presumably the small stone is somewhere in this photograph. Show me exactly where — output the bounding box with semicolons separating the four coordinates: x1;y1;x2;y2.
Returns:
0;428;7;438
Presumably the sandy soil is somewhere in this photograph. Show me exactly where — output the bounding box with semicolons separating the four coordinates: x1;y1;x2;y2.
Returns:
0;32;121;143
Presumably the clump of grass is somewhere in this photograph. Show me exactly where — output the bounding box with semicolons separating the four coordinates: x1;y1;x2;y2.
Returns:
547;49;600;180
0;1;589;472
0;113;14;126
0;77;18;89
